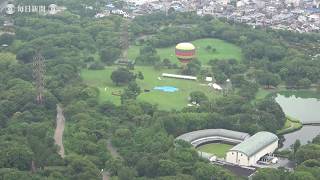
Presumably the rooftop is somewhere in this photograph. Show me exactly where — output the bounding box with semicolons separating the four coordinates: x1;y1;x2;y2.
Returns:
230;131;278;157
176;129;250;143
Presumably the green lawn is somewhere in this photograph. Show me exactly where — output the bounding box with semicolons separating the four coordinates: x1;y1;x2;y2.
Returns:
276;117;302;135
81;66;221;110
128;38;242;65
197;143;233;158
82;38;242;110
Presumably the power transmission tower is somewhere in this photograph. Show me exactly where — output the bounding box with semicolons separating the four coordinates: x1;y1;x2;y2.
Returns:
164;0;171;16
33;51;46;104
119;2;129;64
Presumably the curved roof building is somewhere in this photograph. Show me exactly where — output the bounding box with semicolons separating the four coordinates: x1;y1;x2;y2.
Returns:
175;129;278;167
229;131;278;157
176;129;250;147
226;131;279;166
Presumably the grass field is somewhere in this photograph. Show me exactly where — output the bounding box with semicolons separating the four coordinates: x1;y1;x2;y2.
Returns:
128;38;242;65
197;143;233;158
81;66;221;110
276;117;303;135
82;38;242;109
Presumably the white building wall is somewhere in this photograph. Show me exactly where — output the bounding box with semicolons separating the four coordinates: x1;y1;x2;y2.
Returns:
226;151;237;164
236;152;249;166
226;140;278;166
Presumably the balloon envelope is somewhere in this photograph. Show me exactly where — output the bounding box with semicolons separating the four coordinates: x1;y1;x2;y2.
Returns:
175;42;195;63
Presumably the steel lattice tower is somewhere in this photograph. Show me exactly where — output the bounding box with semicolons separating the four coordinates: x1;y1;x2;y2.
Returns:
33;51;46;104
119;2;129;62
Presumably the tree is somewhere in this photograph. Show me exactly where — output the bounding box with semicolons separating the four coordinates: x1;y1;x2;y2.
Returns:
137;71;144;80
296;144;320;164
154;61;163;70
194;162;220;180
293;140;301;157
121;81;141;103
189;91;208;104
183;60;201;75
0;33;14;45
0;141;33;170
66;155;100;180
136;45;161;65
252;168;289;180
162;58;171;67
312;135;320;144
111;68;135;86
158;160;179;176
289;171;316;180
16;47;35;63
257;98;286;128
105;158;123;176
118;166;137;180
256;71;281;88
100;47;121;65
230;74;246;88
297;78;312;89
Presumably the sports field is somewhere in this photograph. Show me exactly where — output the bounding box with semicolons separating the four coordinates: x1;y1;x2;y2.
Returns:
196;143;233;158
81;66;221;110
128;38;242;65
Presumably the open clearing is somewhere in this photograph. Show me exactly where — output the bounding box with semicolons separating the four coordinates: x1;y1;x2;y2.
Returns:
81;66;221;110
128;38;243;65
197;143;234;158
82;38;243;110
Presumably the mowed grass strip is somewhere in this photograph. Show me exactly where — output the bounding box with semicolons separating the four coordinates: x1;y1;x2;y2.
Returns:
196;143;234;158
128;38;243;65
81;66;221;110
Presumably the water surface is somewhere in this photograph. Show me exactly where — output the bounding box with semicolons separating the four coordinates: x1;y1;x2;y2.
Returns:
275;93;320;124
275;92;320;149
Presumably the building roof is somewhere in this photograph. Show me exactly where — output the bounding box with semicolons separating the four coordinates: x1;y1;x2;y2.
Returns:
229;131;278;157
175;42;195;51
162;73;197;80
176;129;250;144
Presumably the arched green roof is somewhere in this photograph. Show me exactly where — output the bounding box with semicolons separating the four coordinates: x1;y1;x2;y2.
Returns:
229;131;278;157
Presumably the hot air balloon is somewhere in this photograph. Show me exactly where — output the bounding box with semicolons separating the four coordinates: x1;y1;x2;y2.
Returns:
175;42;196;64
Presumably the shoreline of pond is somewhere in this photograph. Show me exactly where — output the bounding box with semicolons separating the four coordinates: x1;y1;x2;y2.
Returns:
271;91;320;150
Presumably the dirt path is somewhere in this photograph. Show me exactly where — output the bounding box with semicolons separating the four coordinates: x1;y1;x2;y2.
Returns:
102;139;122;180
54;104;65;158
107;139;121;159
102;171;110;180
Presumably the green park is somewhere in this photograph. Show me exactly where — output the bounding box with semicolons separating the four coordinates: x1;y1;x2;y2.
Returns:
128;38;242;64
81;38;242;110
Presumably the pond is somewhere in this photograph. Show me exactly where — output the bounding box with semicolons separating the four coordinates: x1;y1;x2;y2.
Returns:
275;92;320;124
280;126;320;149
275;91;320;149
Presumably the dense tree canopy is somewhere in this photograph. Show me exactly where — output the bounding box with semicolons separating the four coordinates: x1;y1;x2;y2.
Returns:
0;3;319;180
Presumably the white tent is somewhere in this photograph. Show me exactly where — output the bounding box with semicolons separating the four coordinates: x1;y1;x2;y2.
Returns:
208;83;222;90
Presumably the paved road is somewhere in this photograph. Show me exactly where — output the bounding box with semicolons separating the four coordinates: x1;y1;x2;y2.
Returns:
54;104;65;158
